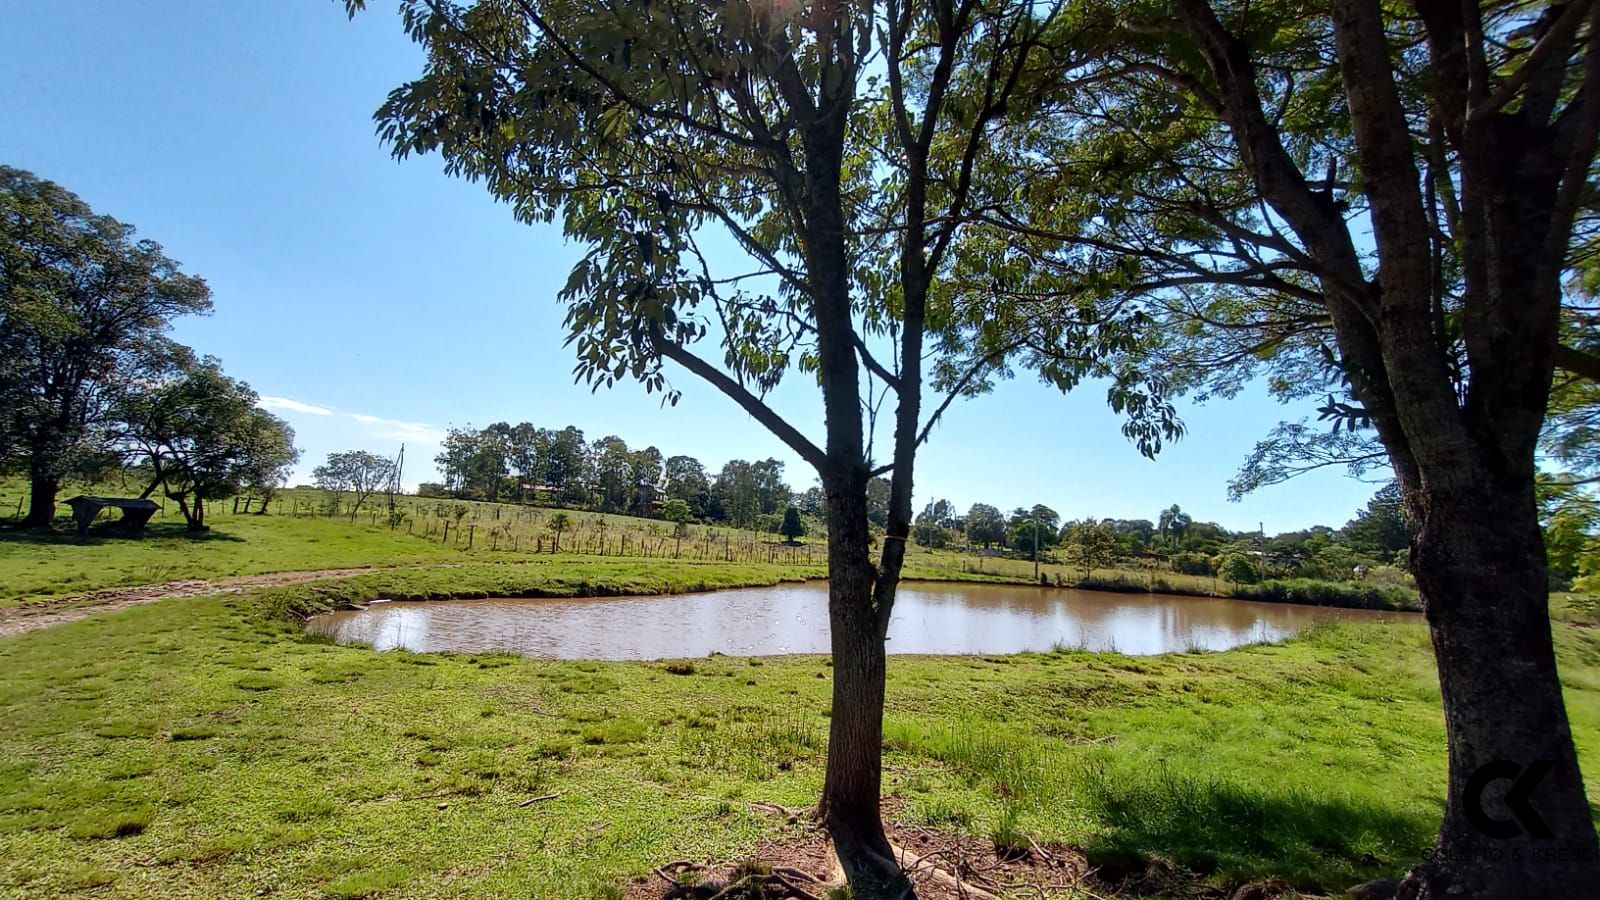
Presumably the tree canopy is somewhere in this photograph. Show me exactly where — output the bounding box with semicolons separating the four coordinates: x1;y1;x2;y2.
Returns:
117;357;298;531
0;165;213;526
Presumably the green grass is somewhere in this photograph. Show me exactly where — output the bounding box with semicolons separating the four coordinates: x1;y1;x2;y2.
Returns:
1;478;1425;613
0;516;475;601
0;480;825;601
3;561;1599;897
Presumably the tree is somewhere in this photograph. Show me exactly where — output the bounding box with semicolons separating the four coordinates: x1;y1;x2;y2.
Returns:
796;486;826;519
1061;518;1119;579
354;1;1170;891
781;506;807;543
1219;552;1259;585
712;460;761;529
1340;483;1410;560
238;421;299;515
435;425;509;499
1008;518;1056;551
1104;518;1156;552
546;510;570;551
1157;505;1192;547
663;455;710;509
0;166;213;527
913;499;956;548
660;496;693;532
965;503;1009;548
117;358;297;531
590;435;636;513
1008;0;1600;890
313;450;395;520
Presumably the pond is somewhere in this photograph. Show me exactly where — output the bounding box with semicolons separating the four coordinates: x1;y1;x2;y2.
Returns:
305;580;1413;659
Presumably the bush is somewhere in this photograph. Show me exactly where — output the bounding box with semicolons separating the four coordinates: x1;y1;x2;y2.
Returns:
1232;578;1420;612
1169;551;1215;576
1219;554;1260;585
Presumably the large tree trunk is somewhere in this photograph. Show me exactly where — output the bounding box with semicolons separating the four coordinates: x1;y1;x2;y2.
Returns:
820;474;909;899
22;471;59;529
1399;485;1598;899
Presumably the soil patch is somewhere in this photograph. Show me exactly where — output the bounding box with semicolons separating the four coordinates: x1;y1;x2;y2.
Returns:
625;802;1320;899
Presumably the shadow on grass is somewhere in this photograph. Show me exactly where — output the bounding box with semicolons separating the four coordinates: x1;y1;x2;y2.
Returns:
0;521;246;546
1075;760;1438;892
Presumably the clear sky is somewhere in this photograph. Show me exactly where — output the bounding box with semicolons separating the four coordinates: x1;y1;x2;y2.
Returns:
0;1;1386;534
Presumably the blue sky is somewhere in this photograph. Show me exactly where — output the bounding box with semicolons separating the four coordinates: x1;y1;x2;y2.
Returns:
0;1;1385;533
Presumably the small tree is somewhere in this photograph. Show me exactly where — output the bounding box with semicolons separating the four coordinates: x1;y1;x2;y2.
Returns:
546;511;570;552
240;425;300;515
1062;519;1119;580
117;359;297;531
658;496;689;531
313;450;395;521
1219;553;1259;586
780;506;806;544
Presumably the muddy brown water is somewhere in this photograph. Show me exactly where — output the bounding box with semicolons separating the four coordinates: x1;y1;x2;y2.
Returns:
305;580;1413;659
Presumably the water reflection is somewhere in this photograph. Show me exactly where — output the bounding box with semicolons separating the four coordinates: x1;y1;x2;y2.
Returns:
306;581;1411;659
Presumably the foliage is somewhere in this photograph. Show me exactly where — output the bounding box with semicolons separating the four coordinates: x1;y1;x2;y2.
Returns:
312;450;395;520
1061;519;1119;578
964;503;1008;548
1233;579;1421;613
0;165;212;522
1169;552;1215;578
1339;484;1410;561
1219;553;1260;586
780;506;806;543
428;421;794;528
115;358;298;531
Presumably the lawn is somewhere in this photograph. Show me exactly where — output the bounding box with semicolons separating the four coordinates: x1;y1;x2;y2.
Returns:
3;562;1598;897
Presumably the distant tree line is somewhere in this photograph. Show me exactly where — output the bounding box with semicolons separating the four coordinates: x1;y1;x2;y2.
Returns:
1;166;298;531
912;487;1410;584
417;422;822;532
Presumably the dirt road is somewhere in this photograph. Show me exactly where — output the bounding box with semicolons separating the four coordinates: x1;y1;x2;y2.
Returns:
0;567;388;639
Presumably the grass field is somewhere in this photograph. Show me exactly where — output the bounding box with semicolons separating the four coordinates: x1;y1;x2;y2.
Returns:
2;479;1589;895
0;481;1201;603
0;481;826;601
2;562;1598;898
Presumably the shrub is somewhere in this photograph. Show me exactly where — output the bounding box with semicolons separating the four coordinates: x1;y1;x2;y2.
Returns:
1232;578;1420;612
1169;552;1215;576
1219;554;1260;585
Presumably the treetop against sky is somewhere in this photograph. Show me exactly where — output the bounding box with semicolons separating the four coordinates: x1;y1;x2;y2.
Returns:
0;0;1378;534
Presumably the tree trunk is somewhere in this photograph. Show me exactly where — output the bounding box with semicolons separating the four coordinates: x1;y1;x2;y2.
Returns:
176;495;206;532
820;475;910;899
1399;486;1598;899
22;471;59;529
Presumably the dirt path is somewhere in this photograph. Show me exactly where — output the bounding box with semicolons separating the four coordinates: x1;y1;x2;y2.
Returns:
0;567;393;639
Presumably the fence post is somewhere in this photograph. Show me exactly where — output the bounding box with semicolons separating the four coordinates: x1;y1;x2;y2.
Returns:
468;525;475;549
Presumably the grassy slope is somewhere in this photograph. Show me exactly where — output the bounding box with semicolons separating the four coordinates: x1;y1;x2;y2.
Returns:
2;564;1598;897
0;517;473;601
0;482;826;602
0;495;1174;603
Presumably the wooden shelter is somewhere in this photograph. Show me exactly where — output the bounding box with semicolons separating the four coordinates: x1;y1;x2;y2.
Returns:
64;496;160;536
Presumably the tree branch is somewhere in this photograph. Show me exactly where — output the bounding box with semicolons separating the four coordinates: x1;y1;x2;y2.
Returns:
651;336;827;471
